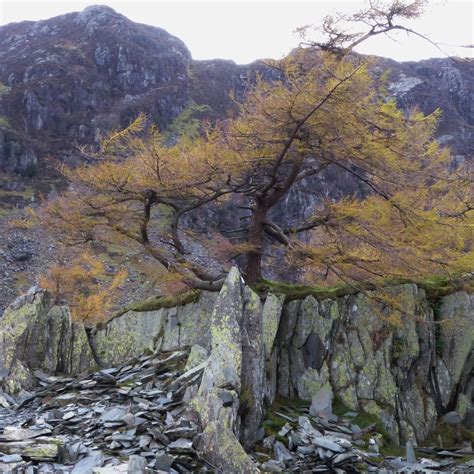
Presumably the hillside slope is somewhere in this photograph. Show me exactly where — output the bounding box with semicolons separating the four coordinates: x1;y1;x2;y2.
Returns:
0;5;472;178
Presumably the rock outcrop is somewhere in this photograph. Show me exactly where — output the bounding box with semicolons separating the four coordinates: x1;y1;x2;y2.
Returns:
0;287;93;394
1;272;473;449
1;349;471;472
191;268;260;472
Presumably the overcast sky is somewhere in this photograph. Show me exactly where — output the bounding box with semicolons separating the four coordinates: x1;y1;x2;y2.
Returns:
0;0;472;64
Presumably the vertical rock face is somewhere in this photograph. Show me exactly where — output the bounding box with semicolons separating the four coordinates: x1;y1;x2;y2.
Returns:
199;267;244;394
436;292;474;428
94;292;217;365
0;131;38;176
262;293;285;404
240;287;265;450
1;277;472;445
192;268;260;472
0;288;93;394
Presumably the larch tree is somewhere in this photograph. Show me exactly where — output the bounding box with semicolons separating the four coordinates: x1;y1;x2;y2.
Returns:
35;0;472;301
39;251;127;367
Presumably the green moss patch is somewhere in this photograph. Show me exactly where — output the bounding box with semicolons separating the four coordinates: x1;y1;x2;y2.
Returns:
262;397;310;438
0;116;11;128
252;274;474;304
129;290;201;312
421;275;474;299
333;398;393;445
107;290;202;324
333;398;378;429
379;445;404;457
423;421;474;448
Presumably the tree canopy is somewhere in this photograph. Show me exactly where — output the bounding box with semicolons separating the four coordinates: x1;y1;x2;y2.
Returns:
34;0;472;302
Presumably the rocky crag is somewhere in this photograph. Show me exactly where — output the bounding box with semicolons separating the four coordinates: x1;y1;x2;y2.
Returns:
0;5;472;178
0;270;472;471
0;5;271;177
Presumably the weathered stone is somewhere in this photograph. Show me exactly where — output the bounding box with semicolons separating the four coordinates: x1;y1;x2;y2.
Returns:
196;420;258;473
3;426;51;441
274;440;293;464
278;423;291;437
184;345;208;371
100;407;129;422
332;452;359;465
0;392;11;408
262;293;285;359
0;290;94;394
297;365;332;401
298;416;321;439
170;361;207;389
127;455;147;474
72;451;104;473
313;436;346;453
192;388;238;432
0;438;63;461
309;387;333;417
261;459;284;472
438;292;473;394
95;293;217;367
435;358;453;408
368;438;379;453
217;390;234;408
443;411;461;425
199;267;243;394
0;454;23;463
154;453;173;471
93;464;128;473
406;439;416;464
240;286;265;449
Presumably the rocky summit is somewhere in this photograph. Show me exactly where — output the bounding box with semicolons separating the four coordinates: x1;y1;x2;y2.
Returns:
0;5;269;177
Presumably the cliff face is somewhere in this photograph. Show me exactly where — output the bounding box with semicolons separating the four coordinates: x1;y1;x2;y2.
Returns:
1;275;472;447
381;57;474;157
0;5;191;175
0;5;271;177
0;5;472;178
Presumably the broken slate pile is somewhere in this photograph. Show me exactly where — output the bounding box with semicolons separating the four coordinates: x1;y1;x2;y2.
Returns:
0;350;211;473
255;400;474;473
256;409;376;472
0;346;472;473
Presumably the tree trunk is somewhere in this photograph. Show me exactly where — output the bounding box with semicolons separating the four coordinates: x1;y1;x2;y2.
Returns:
245;203;267;284
85;326;105;369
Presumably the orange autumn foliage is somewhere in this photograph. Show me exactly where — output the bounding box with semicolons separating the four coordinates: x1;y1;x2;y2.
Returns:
39;251;127;326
